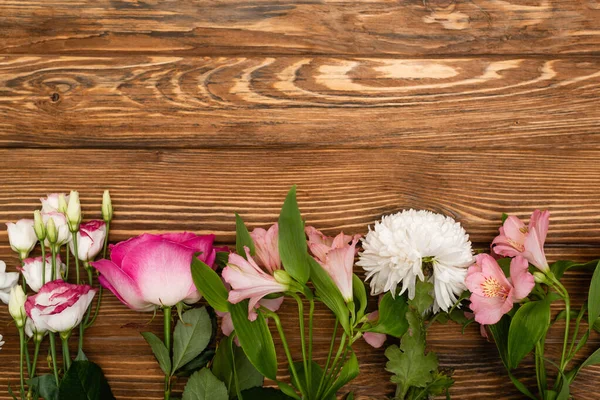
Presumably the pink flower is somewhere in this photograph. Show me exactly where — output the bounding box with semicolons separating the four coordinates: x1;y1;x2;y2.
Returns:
40;193;69;213
70;220;106;262
217;296;284;345
465;254;534;325
21;255;66;292
249;223;281;274
363;311;387;348
92;232;218;311
492;210;550;272
306;226;361;302
222;247;288;320
6;219;37;258
25;280;96;333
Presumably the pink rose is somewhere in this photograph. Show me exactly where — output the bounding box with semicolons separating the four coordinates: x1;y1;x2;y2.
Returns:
306;226;361;302
25;280;96;333
492;210;550;272
69;220;106;262
465;254;534;325
92;232;219;311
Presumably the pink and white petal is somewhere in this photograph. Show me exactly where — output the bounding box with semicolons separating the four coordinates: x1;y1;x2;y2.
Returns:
509;256;535;301
93;260;154;311
469;294;510;325
363;332;386;348
259;296;284;312
109;234;156;266
529;210;550;246
503;216;527;243
219;312;234;337
523;228;549;272
491;238;523;258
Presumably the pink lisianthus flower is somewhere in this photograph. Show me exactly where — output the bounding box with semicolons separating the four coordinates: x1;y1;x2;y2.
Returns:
25;280;96;333
306;226;361;303
222;247;288;321
249;223;281;274
362;311;387;348
492;210;550;272
70;220;106;262
92;232;219;311
465;254;534;325
21;255;67;292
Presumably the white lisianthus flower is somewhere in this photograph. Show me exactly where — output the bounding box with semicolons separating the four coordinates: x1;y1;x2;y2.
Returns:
0;260;20;304
357;210;473;312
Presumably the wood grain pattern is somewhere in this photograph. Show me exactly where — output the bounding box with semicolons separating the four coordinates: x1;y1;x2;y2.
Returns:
1;56;600;149
1;0;600;56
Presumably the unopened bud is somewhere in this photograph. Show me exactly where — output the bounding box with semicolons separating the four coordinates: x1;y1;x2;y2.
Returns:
46;217;58;244
9;286;27;328
33;210;46;241
66;190;81;232
102;190;113;223
273;270;292;286
533;271;549;285
58;194;68;214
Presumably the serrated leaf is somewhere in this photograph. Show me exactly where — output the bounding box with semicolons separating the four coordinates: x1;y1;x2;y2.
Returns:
385;310;438;399
235;213;255;259
141;331;172;375
278;186;309;284
172;307;212;373
408;281;434;315
182;368;228;400
229;301;278;380
58;361;115;400
191;257;230;313
507;300;551;369
175;349;215;377
307;256;350;335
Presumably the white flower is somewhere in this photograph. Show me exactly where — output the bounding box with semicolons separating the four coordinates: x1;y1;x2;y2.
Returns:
6;219;37;259
21;255;66;292
357;210;473;312
0;260;20;304
40;193;70;213
42;212;71;247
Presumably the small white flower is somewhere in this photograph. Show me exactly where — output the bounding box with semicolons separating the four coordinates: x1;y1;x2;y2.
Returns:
357;210;473;312
6;219;37;259
0;260;20;304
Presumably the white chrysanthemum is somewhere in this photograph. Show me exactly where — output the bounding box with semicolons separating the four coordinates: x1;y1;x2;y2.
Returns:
357;210;473;312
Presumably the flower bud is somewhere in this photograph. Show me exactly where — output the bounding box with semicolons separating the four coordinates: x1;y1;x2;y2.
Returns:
9;286;27;328
46;217;58;245
102;190;113;223
66;190;82;232
273;270;292;286
6;219;37;259
58;194;68;214
33;210;46;241
533;271;549;285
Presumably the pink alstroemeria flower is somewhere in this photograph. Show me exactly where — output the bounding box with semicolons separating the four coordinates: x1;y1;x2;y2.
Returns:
218;296;284;345
92;232;219;311
306;226;361;303
222;247;288;321
465;254;534;325
492;210;550;272
249;223;281;274
362;311;387;348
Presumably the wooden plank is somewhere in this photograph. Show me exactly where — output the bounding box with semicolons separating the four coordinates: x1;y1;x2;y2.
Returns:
0;148;599;244
1;1;599;56
0;246;597;399
1;55;600;149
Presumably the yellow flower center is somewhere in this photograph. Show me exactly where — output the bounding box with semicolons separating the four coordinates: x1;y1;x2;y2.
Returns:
507;238;525;252
481;277;509;298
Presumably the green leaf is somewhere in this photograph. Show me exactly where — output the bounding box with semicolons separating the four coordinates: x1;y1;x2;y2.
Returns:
368;292;409;338
58;360;115;400
290;361;324;399
501;213;509;224
593;317;600;333
588;260;600;330
235;213;255;258
30;374;58;400
240;387;295;400
74;350;88;361
551;259;599;280
172;307;212;373
141;331;172;375
352;274;368;321
488;315;511;369
307;256;350;335
216;252;230;269
497;258;512;277
322;351;360;399
229;301;278;380
408;281;434;315
278;186;309;284
182;368;228;400
277;382;301;400
175;349;216;377
191;257;230;313
385;310;438;399
580;347;600;370
212;335;264;399
507;299;551;369
424;371;454;397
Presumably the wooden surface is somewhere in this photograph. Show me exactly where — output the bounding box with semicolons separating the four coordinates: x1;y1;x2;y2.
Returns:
0;0;599;399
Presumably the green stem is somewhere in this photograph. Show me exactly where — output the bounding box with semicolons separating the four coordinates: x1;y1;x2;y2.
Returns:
78;320;85;354
262;308;305;398
103;221;110;259
61;334;71;371
568;304;586;359
87;265;93;285
72;231;81;284
318;333;347;398
164;307;172;400
291;294;309;393
40;244;47;285
31;339;41;381
308;298;315;392
316;319;338;399
48;333;60;386
229;334;243;400
18;328;25;395
65;248;70;280
51;246;57;281
85;286;103;328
